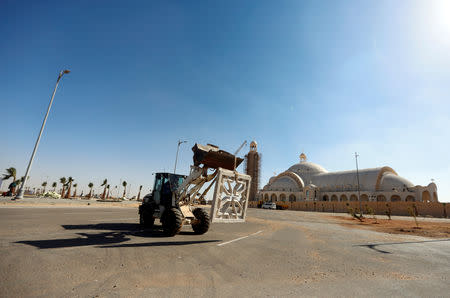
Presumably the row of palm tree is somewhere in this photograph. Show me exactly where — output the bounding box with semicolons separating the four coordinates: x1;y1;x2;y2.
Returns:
3;167;144;200
96;179;143;200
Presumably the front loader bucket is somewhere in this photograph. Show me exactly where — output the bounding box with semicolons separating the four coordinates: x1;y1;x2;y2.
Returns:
192;144;243;171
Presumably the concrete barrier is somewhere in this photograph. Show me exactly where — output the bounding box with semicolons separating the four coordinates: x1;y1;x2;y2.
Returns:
249;201;449;218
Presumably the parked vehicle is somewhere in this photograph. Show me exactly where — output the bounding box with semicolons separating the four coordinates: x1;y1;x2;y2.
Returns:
262;202;276;210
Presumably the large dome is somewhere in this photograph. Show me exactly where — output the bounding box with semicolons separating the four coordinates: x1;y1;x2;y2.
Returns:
288;162;328;175
287;162;328;185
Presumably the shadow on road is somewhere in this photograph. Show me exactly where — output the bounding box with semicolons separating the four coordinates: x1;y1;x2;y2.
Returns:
62;223;201;236
17;232;130;249
63;223;143;231
99;240;220;248
356;238;450;254
16;223;221;249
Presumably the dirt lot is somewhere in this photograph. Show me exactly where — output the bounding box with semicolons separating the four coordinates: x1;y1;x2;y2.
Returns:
333;215;450;238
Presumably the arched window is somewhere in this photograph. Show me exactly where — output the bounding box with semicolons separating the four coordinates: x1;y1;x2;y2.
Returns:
377;195;386;202
289;194;296;202
405;195;415;202
270;193;277;202
422;191;431;202
390;195;401;202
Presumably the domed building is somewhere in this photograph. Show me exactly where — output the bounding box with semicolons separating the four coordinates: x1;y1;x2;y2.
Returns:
260;153;438;203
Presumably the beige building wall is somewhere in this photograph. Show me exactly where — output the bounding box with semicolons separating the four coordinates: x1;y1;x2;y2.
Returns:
248;201;449;218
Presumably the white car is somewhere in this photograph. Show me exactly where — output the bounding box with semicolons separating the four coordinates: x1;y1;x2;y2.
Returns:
261;202;276;210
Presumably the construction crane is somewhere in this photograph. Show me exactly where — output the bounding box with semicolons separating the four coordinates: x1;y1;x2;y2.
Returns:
234;140;247;155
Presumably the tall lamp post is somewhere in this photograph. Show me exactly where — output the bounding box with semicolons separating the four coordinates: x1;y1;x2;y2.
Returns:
355;152;362;216
15;70;70;200
174;140;187;174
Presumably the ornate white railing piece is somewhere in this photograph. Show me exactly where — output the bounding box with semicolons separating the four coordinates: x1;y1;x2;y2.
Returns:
210;168;251;223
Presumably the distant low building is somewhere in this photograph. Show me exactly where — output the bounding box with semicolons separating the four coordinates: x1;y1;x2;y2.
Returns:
260;153;438;203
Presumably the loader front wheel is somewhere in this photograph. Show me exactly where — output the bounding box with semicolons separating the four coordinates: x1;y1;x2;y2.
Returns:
139;205;155;228
162;208;183;236
191;208;210;234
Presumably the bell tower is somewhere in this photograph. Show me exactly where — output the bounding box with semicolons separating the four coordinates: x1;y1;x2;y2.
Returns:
245;140;261;201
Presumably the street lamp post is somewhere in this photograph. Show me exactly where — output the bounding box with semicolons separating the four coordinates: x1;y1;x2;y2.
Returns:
355;152;362;216
15;70;70;200
173;140;187;174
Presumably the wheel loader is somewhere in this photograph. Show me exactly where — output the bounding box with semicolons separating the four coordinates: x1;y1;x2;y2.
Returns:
139;143;251;236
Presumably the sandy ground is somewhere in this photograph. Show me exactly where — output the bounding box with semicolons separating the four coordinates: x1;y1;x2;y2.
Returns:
0;202;449;297
331;215;450;238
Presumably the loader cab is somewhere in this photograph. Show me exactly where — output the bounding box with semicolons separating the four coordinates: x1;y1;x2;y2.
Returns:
151;173;186;206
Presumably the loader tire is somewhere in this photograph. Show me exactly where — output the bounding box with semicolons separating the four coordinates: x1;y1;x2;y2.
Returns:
191;208;210;235
139;205;155;228
162;208;183;236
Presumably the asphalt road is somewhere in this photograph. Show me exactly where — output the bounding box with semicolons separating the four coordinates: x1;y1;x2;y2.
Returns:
0;206;449;297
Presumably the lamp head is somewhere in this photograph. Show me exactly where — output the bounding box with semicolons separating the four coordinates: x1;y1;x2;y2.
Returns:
63;69;70;74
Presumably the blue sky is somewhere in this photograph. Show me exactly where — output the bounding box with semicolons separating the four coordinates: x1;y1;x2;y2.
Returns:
1;1;449;201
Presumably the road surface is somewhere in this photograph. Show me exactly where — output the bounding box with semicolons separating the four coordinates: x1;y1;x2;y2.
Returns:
0;205;449;297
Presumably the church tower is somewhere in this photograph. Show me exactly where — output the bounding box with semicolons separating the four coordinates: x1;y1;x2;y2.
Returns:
245;141;261;201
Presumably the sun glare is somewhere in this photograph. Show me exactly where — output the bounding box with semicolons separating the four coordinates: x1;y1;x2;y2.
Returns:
429;0;450;41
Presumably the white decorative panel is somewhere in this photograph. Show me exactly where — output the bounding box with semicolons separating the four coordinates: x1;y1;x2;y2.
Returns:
210;168;251;223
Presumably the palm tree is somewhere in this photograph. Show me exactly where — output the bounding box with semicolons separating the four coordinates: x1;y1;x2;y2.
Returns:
73;183;78;197
88;182;94;198
59;177;67;197
41;181;47;193
106;184;110;199
52;182;57;192
2;167;18;194
101;179;108;199
65;177;74;198
2;167;17;182
137;185;143;201
122;181;127;198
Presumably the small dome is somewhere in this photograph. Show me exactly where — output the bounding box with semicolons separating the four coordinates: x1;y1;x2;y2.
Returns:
268;176;277;183
264;175;303;192
300;153;307;162
250;140;258;151
379;173;414;191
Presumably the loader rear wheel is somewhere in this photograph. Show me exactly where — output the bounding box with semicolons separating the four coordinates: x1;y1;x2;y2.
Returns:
191;208;210;234
162;208;183;236
139;206;155;228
